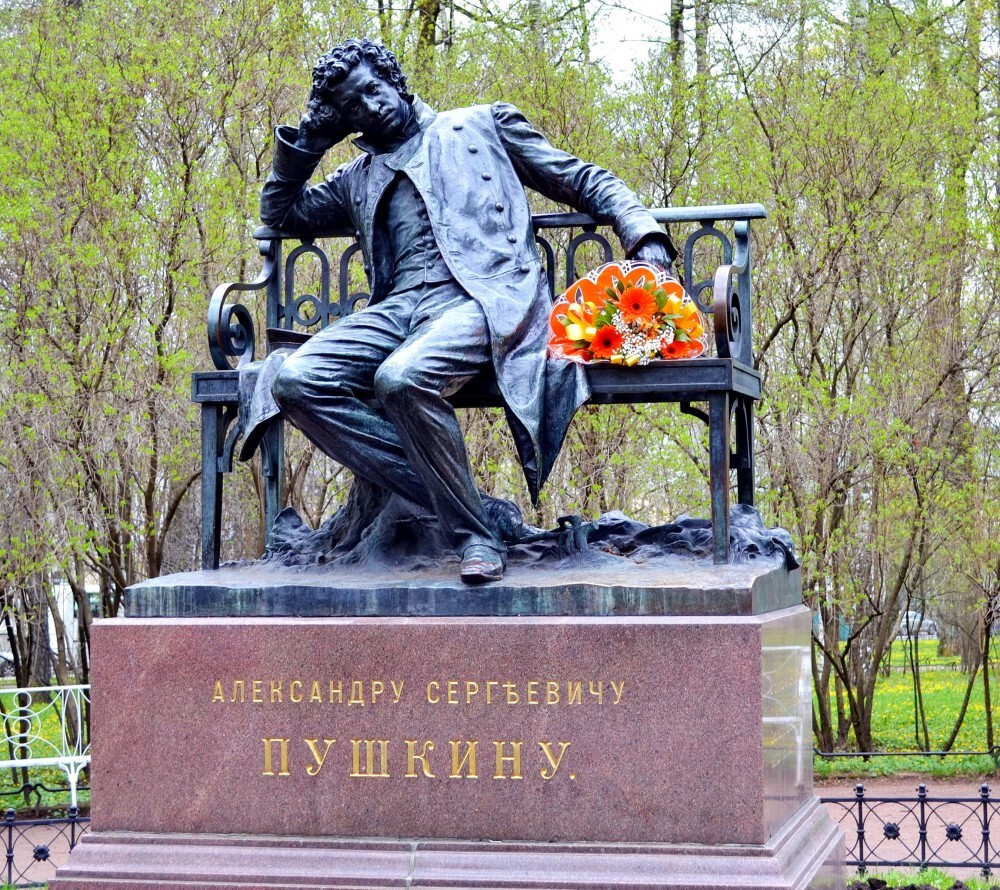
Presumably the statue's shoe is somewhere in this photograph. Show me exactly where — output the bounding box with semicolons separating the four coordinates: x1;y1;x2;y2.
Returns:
460;544;506;584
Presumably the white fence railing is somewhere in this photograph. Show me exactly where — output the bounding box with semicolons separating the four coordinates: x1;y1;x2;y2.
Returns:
0;685;90;806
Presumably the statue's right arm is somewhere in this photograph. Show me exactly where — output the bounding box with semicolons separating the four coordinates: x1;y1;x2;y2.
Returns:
259;124;352;234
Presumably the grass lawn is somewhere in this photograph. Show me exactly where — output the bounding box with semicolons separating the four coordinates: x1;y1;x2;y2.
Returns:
883;639;964;670
815;648;1000;779
859;869;1000;889
0;688;89;813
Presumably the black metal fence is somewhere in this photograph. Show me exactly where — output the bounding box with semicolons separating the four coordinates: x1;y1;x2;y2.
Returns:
821;783;1000;877
0;804;90;887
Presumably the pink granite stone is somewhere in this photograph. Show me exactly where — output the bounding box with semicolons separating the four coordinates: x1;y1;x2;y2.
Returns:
51;799;843;889
85;608;812;846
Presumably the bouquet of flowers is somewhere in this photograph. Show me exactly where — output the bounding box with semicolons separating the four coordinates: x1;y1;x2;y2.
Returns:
548;261;706;364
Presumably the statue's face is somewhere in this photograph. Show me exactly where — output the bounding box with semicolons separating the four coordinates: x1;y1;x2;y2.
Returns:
328;62;411;146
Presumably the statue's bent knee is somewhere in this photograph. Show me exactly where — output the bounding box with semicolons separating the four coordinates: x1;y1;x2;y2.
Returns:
373;361;419;409
270;360;309;413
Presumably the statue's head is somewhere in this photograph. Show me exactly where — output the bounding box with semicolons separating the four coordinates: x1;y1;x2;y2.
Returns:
308;38;414;147
311;39;412;105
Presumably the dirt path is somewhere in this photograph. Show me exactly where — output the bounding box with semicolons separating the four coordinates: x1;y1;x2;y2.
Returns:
818;776;1000;882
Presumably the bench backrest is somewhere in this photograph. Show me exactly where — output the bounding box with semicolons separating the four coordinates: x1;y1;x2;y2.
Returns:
207;204;765;373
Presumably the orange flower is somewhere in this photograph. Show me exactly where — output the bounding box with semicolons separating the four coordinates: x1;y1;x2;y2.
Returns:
617;287;658;325
661;338;705;360
590;326;624;359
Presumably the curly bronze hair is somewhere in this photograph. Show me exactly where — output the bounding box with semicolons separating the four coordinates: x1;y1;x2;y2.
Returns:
309;38;413;118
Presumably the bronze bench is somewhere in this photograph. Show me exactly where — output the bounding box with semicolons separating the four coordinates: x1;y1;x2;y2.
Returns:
193;203;766;569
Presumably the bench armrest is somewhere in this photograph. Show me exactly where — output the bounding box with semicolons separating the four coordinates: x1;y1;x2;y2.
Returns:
207;240;278;370
712;220;752;363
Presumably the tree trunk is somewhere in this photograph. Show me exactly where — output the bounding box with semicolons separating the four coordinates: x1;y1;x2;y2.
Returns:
26;575;53;690
985;616;994;749
942;660;981;752
668;0;687;188
908;637;930;750
415;0;441;70
835;671;850;747
812;632;834;751
669;0;684;68
694;0;709;76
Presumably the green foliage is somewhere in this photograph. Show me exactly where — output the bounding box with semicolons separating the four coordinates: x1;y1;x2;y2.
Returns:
693;0;1000;755
0;766;90;814
814;664;1000;776
815;753;998;780
0;0;995;755
861;870;1000;890
0;0;347;677
871;671;995;754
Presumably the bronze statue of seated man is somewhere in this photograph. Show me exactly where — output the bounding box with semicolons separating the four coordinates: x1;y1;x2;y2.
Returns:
261;37;676;584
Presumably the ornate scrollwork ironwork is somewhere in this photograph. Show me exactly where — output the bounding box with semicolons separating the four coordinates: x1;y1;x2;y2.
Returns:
534;234;557;296
207;240;277;370
683;224;732;316
338;242;370;319
710;221;751;361
566;230;613;287
208;300;256;370
284;242;331;330
225;210;760;365
0;803;90;884
713;265;743;360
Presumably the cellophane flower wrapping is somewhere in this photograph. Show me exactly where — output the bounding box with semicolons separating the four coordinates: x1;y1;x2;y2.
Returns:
548;261;707;364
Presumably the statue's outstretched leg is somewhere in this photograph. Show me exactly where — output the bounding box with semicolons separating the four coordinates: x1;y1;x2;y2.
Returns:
271;283;506;581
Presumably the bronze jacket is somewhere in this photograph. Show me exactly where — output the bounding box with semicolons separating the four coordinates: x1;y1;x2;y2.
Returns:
261;99;671;501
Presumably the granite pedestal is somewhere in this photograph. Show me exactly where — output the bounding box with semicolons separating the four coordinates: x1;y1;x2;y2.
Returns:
52;559;843;889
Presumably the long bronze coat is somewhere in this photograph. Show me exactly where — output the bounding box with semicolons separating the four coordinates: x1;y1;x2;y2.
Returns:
261;99;670;501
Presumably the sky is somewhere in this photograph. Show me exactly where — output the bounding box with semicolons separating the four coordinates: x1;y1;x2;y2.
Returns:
587;0;671;82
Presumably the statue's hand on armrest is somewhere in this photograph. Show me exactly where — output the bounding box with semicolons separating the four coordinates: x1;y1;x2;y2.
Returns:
630;236;676;277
